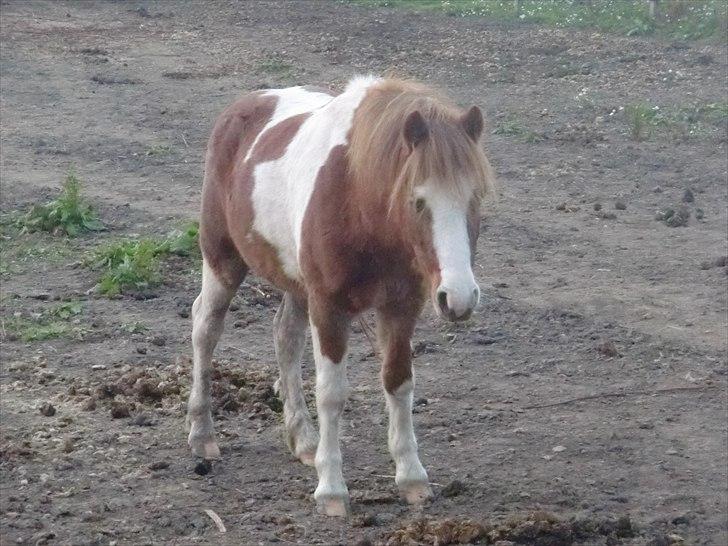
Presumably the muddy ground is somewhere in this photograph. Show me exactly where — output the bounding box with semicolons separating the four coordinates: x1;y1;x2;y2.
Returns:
1;1;727;545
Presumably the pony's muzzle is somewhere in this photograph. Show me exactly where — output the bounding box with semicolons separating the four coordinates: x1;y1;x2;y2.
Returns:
435;284;479;322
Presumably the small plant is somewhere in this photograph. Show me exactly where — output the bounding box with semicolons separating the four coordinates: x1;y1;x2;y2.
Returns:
48;301;83;319
493;118;543;143
146;144;172;156
257;54;293;75
121;321;149;334
160;221;200;257
20;170;104;236
91;239;161;296
88;221;200;296
624;103;661;141
2;302;85;342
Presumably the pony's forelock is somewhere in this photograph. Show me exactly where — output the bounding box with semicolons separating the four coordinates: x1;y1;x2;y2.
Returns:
346;78;495;213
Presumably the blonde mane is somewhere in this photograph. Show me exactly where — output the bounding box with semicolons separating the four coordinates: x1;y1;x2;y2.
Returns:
347;78;495;210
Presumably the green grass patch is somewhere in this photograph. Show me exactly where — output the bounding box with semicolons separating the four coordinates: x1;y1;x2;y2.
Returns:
257;54;293;75
89;221;200;296
0;225;75;279
350;0;727;40
2;301;85;342
18;169;104;237
493;118;544;143
624;101;728;140
145;144;173;156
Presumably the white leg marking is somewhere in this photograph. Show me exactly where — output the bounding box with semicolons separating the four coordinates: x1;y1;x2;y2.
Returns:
385;378;432;504
186;261;235;459
273;294;318;465
311;323;350;516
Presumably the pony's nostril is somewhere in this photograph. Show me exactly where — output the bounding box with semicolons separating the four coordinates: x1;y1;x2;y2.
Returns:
436;290;449;312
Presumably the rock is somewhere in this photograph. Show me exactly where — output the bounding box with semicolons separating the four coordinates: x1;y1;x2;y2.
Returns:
132;413;154;427
149;461;170;471
353;538;373;546
194;459;213;476
40;403;56;416
596;339;619;357
552;445;567;452
136;346;147;355
653;185;663;193
599;211;617;220
110;402;130;419
671;514;690;525
62;437;74;453
150;335;166;346
352;513;378;527
414;397;428;406
441;479;466;498
81;398;97;411
593;202;602;211
682;188;694;203
694;208;704;220
614;200;627;210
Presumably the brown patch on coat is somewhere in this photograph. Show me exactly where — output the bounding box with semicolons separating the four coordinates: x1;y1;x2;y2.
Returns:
200;92;309;297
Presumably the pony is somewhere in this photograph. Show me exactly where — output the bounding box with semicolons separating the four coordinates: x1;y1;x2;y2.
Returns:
186;76;494;516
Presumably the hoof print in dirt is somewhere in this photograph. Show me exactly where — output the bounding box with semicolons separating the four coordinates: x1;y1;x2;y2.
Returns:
441;479;467;498
193;459;213;476
596;339;620;358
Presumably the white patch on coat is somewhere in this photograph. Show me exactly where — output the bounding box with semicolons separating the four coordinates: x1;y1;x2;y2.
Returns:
384;378;429;487
415;183;479;315
310;323;349;503
250;76;380;280
244;86;333;163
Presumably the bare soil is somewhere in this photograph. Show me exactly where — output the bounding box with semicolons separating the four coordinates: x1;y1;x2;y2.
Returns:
1;1;727;545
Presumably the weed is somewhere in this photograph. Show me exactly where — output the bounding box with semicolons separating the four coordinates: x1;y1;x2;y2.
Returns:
121;321;149;334
160;221;200;257
257;54;293;75
493;118;543;143
89;221;199;295
146;144;173;156
92;239;161;296
624;101;727;140
19;169;104;236
2;301;85;342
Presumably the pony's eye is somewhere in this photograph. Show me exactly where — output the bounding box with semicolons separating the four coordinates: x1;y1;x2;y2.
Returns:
415;198;426;213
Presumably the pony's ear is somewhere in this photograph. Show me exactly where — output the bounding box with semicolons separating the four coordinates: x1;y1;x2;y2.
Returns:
403;110;429;148
462;105;484;141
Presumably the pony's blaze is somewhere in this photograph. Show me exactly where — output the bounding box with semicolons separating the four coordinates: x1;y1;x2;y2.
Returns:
414;184;480;321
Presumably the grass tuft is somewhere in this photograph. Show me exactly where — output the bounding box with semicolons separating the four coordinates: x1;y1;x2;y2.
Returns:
351;0;726;41
19;169;104;236
89;221;199;296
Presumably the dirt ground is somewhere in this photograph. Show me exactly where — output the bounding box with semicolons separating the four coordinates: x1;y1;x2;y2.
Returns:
1;1;727;545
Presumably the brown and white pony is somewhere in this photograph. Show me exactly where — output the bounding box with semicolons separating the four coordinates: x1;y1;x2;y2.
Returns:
187;76;494;516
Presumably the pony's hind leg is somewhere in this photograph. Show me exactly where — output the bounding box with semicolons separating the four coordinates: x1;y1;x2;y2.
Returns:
273;292;318;466
377;306;432;505
186;259;244;459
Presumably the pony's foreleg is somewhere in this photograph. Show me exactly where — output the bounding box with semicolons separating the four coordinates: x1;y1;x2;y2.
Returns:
273;292;318;466
186;261;239;459
377;308;432;504
309;303;351;517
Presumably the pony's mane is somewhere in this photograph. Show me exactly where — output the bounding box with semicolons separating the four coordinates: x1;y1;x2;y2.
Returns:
347;78;494;209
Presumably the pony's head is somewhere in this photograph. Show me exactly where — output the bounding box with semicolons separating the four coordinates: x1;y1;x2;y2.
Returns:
349;79;494;321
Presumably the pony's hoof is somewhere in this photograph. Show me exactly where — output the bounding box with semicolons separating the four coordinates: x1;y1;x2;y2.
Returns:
188;436;221;459
399;482;433;504
296;450;316;467
316;495;350;517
